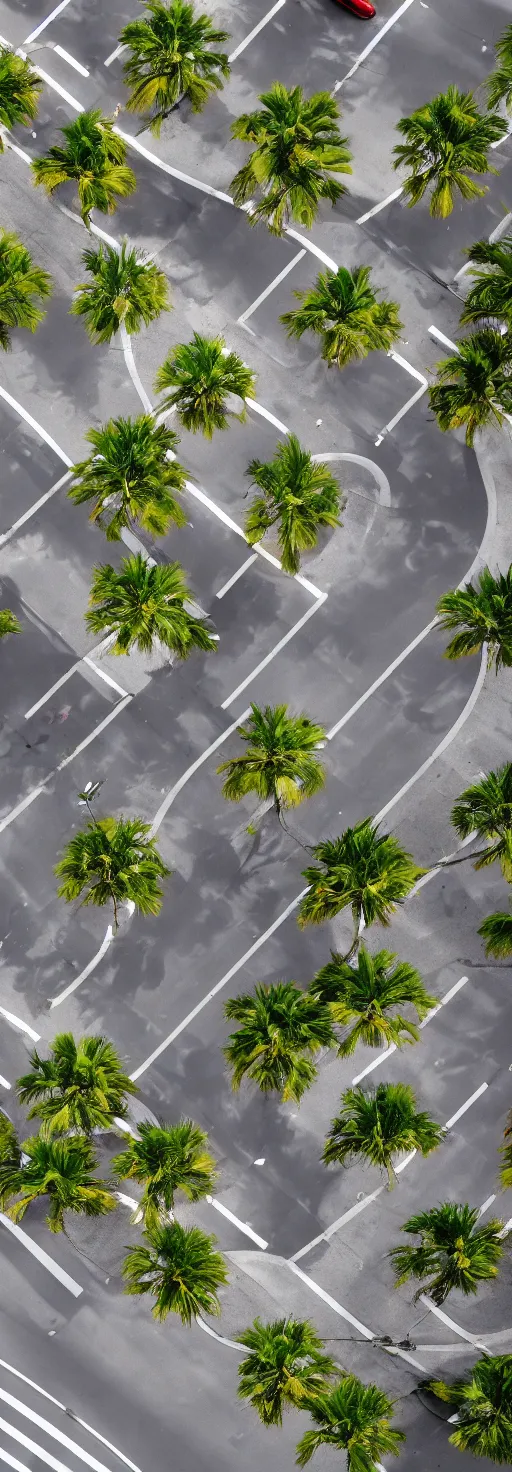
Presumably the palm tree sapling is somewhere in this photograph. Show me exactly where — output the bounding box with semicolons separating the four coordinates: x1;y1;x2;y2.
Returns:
436;565;512;671
323;1081;445;1189
113;1119;217;1227
0;229;52;351
71;240;170;344
224;981;336;1103
309;945;438;1056
154;332;255;437
295;1375;405;1470
230;83;352;234
217;702;326;814
389;1202;504;1305
244;437;343;575
16;1032;137;1135
236;1317;337;1426
86;553;216;658
31;110;136;228
55;813;170;929
122;1221;228;1324
69;417;186;540
281;265;402;368
121;0;230;129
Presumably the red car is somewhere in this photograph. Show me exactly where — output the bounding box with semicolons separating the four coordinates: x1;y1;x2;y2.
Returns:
334;0;376;16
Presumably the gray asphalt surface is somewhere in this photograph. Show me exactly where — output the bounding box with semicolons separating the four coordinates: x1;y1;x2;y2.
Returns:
1;0;512;1468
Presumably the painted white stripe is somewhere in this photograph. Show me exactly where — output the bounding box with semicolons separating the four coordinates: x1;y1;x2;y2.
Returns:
490;118;512;148
394;1148;417;1173
21;57;84;112
207;1195;268;1248
120;321;153;412
295;573;324;598
248;398;289;435
478;1194;496;1217
0;1073;11;1089
82;657;128;698
130;889;307;1079
221;594;326;709
0;471;73;545
0;132;32;163
104;42;126;67
0;1388;116;1472
499;1218;512;1238
196;1315;245;1351
50;925;114;1007
149;707;251;837
388;349;426;387
238;250;304;323
0;1419;72;1472
185;480;246;539
216;555;258;598
419;1296;488;1349
429;325;457;352
357;187;403;225
0;1006;39;1041
284;229;337;271
289;1260;374;1339
113;126;233;203
0;1361;143;1472
0;696;132;835
0;384;72;465
25;663;82;718
53;45;89;76
0;1214;82;1295
326;618;438;740
228;0;286;60
438;973;470;1008
445;1082;488;1129
334;0;416;88
0;1448;32;1472
24;0;75;41
351;1043;396;1085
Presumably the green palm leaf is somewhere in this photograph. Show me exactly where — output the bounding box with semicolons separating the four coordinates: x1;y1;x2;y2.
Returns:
295;1375;405;1470
429;329;512;446
281;265;402;368
16;1032;137;1135
393;85;506;218
323;1081;444;1189
230;82;352;235
0;46;42;147
113;1119;217;1227
0;1129;116;1233
0;229;52;350
217;702;326;810
121;0;230;130
224;981;336;1103
244;436;343;574
298;818;424;948
479;909;512;958
389;1202;504;1304
86;552;216;657
487;25;512;113
31;110;136;227
500;1109;512;1188
460;235;512;329
71;240;170;343
436;564;512;670
55;813;170;928
451;764;512;876
309;945;437;1055
122;1221;228;1323
0;609;21;637
154;332;256;437
427;1356;512;1463
237;1317;336;1426
69;417;186;540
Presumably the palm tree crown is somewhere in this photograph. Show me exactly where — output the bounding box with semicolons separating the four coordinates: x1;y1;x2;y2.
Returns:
121;0;230;130
451;764;512;877
487;24;512;113
86;552;216;658
0;1129;116;1233
436;565;512;671
479;906;512;959
154;333;255;437
309;945;437;1056
389;1202;504;1305
244;436;343;576
500;1109;512;1189
0;229;52;351
224;981;336;1103
236;1317;336;1426
71;240;170;344
460;235;512;329
281;265;402;369
298;818;424;950
217;702;326;811
31;110;137;227
393;86;506;217
0;46;42;148
69;417;186;541
230;83;352;235
323;1081;444;1189
429;329;512;447
122;1221;228;1323
295;1375;405;1470
0;609;21;637
428;1356;512;1464
16;1032;137;1135
112;1118;217;1227
55;814;170;929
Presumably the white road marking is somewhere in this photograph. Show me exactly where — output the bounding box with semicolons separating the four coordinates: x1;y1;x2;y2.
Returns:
394;1147;417;1173
499;1218;512;1238
429;324;457;352
120;321;153;413
24;0;75;42
0;130;32;163
104;42;126;67
0;1214;82;1295
196;1315;245;1350
238;250;305;323
0;696;132;835
229;0;286;60
185;480;246;539
113;125;233;203
445;1082;488;1129
216;555;258;598
420;974;469;1026
334;0;417;89
221;594;326;709
0;1362;143;1472
375;651;488;826
352;1043;397;1085
206;1195;268;1248
0;1074;11;1090
490;118;512;149
0;471;73;546
317;451;391;509
357;187;403;225
290;1187;384;1262
0;1449;32;1472
50;925;114;1007
478;1194;496;1216
249;398;289;435
0;1420;71;1472
149;707;251;837
284;229;336;271
0;1388;116;1472
326;617;438;741
130;889;307;1079
82;657;128;698
53;45;89;77
0;1006;39;1041
0;384;72;466
288;1261;428;1371
419;1296;488;1350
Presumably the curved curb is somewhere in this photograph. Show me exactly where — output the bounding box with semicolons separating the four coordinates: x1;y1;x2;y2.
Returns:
195;1316;245;1351
313;450;391;508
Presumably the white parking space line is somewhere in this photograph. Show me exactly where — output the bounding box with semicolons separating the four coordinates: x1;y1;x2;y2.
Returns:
0;695;132;835
82;657;128;697
326;617;438;741
357;187;403;226
419;1297;489;1350
104;42;126;67
420;974;469;1026
207;1196;268;1248
0;1074;11;1090
53;44;89;77
216;555;258;598
351;1043;397;1085
499;1218;512;1238
445;1082;488;1129
284;229;336;271
478;1194;497;1217
0;472;73;546
221;593;327;710
229;0;286;61
0;1213;82;1295
0;1362;143;1472
113;125;233;204
0;1006;39;1041
150;707;251;837
50;924;114;1007
249;398;289;435
238;250;304;324
0;384;72;466
288;1261;428;1373
24;0;75;42
334;0;417;88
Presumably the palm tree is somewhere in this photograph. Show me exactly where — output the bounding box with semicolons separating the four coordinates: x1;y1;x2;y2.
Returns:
244;437;343;575
55;813;170;929
487;24;512;114
295;1375;405;1470
71;241;170;344
460;236;512;329
122;1221;228;1324
451;765;512;877
428;329;512;446
0;1113;21;1168
309;945;437;1056
479;907;512;958
154;333;255;437
230;83;352;235
389;1202;504;1305
0;229;52;351
428;1356;512;1463
323;1081;444;1189
120;0;230;131
0;609;21;637
31;110;136;229
281;265;402;369
436;565;512;671
224;981;336;1104
69;417;186;541
0;45;42;150
217;702;326;814
393;86;506;217
112;1119;217;1227
298;818;424;955
0;1129;116;1233
86;553;216;658
16;1032;137;1135
499;1110;512;1188
236;1318;337;1426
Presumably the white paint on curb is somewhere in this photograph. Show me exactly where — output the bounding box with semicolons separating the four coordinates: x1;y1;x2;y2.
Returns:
49;925;114;1007
149;708;251;838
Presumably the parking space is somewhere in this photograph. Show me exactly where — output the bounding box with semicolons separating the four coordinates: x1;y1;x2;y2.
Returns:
365;150;512;283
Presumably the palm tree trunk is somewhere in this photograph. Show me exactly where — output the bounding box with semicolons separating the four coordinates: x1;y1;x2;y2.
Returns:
385;1159;397;1190
340;910;363;964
